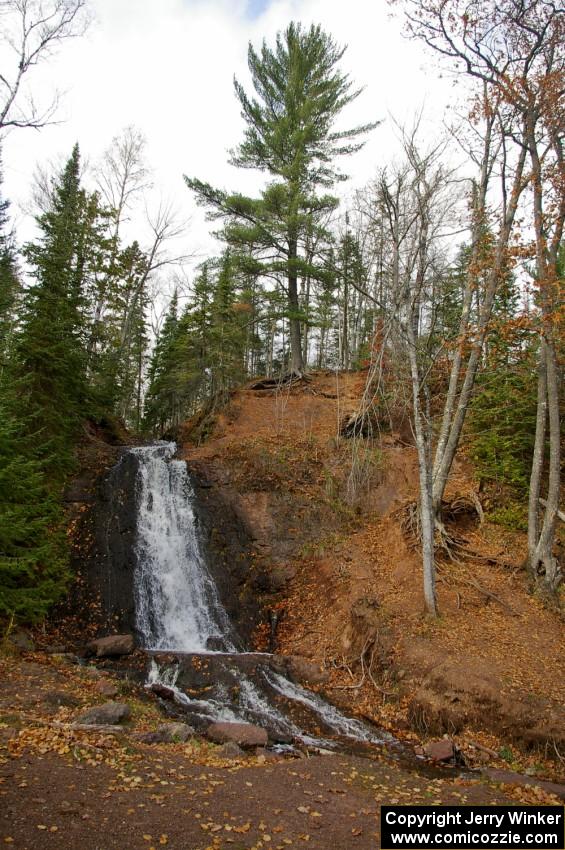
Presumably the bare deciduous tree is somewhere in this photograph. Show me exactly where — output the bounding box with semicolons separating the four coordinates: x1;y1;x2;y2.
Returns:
0;0;90;133
396;0;564;595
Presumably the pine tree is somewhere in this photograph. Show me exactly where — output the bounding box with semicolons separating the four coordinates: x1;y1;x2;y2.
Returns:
0;149;19;370
144;290;180;434
209;252;247;399
186;22;376;375
16;145;91;475
0;386;68;621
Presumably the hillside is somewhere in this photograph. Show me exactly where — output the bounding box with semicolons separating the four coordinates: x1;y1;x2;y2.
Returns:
179;371;565;775
2;371;564;850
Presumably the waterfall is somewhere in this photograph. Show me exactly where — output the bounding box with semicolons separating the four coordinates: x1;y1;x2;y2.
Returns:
132;442;234;653
130;442;393;751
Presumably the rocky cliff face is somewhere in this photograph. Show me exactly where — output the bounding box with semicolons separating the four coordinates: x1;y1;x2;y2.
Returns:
67;450;139;636
66;447;260;646
186;469;261;645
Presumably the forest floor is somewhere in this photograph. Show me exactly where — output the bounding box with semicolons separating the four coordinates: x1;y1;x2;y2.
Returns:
1;650;562;850
2;371;565;849
180;371;565;779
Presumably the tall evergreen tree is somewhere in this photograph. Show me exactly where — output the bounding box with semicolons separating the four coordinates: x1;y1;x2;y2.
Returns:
16;144;91;475
209;252;247;399
144;290;180;434
0;386;67;621
0;149;19;369
186;22;376;375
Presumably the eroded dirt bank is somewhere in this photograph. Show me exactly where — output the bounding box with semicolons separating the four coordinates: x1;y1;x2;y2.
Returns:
177;372;565;775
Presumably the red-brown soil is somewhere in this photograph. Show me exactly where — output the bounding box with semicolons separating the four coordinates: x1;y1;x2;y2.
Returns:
3;373;565;849
2;652;559;850
179;372;565;776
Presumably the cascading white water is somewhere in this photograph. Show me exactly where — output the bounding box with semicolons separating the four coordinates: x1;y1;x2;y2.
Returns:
131;442;393;750
133;442;234;652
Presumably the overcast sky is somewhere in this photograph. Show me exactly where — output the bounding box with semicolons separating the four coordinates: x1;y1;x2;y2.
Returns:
2;0;457;280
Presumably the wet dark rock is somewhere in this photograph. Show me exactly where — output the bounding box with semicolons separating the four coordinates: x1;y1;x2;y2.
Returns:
189;463;260;644
149;683;176;701
76;702;131;725
63;478;95;503
149;652;381;749
86;634;135;657
206;636;229;652
152;653;177;666
68;449;261;646
207;722;268;748
67;451;139;635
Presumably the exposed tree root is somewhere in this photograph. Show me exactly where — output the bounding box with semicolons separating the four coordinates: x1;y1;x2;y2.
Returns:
437;566;518;615
329;636;394;698
398;497;518;614
340;407;384;438
249;372;311;391
399;496;484;565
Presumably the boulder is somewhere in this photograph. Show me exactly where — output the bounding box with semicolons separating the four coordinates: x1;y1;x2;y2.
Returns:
137;723;194;744
160;722;194;742
83;666;102;679
149;682;176;701
424;738;455;762
214;741;245;760
85;634;135;658
50;653;81;666
152;653;178;666
255;747;283;763
95;680;119;698
58;801;82;815
76;702;131;726
206;722;268;748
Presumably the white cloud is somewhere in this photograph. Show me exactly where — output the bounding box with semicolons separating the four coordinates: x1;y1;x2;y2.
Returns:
2;0;456;273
